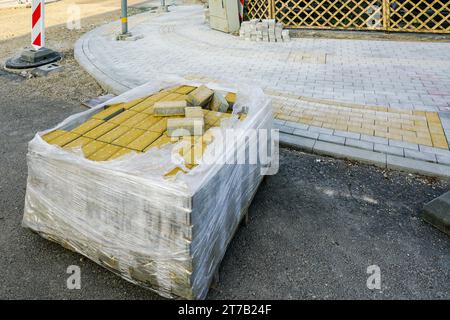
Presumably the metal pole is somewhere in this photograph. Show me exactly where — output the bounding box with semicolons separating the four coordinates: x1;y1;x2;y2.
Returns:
121;0;128;35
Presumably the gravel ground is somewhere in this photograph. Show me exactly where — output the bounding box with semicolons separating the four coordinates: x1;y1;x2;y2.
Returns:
0;66;449;299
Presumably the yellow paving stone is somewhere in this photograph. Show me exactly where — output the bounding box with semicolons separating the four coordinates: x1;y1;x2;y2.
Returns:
309;120;322;127
84;122;119;139
333;124;348;131
108;110;138;125
120;97;147;110
322;123;336;129
97;125;131;143
402;130;418;138
386;122;402;129
129;98;156;113
225;92;236;106
72;119;104;135
415;137;433;146
348;123;362;131
144;134;174;152
63;136;94;149
431;135;449;149
149;91;171;102
373;125;388;133
88;144;123;161
276;114;299;122
428;124;445;135
82;140;108;157
127;131;162;151
416;131;432;139
299;119;313;125
374;130;389;138
401;124;417;132
134;115;161;130
426;113;441;125
176;85;197;95
48;131;80;147
41;129;66;142
91;105;125;120
160;92;182;101
112;128;146;148
108;147;136;160
414;120;428;127
121;113;152;128
148;118;168;133
353;127;374;136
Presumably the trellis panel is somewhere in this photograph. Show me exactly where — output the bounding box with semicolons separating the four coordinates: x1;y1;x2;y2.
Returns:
244;0;450;33
387;0;450;33
274;0;385;30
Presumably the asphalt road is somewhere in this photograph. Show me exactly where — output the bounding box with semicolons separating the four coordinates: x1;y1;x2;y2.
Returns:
0;70;449;299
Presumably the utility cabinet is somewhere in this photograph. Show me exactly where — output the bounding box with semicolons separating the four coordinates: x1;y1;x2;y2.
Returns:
208;0;240;34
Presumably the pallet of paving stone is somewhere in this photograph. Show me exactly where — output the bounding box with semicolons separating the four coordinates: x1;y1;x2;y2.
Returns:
22;78;273;299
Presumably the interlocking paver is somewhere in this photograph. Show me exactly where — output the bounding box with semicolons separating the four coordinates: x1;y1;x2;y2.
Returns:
75;5;450;171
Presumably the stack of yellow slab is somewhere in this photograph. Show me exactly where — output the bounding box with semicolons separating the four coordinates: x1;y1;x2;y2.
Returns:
41;85;243;173
23;83;272;300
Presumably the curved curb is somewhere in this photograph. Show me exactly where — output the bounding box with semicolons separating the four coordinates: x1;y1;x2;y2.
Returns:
74;28;131;95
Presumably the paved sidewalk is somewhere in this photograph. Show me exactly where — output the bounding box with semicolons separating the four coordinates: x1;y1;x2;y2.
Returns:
74;5;450;178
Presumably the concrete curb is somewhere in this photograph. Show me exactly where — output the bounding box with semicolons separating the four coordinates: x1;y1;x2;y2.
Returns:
74;31;132;95
279;132;450;180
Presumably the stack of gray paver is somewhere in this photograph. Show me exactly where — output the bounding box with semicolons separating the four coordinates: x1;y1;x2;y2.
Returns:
239;19;290;42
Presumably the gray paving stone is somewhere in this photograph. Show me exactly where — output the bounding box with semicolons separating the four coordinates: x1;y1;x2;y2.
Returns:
423;191;450;236
318;133;345;145
389;139;419;151
273;119;286;126
373;143;404;157
333;130;360;140
386;155;450;179
308;126;334;135
313;141;386;167
345;138;374;151
361;134;389;145
279;132;315;152
279;125;295;134
284;121;309;130
436;154;450;166
404;149;437;163
419;145;450;156
292;129;319;140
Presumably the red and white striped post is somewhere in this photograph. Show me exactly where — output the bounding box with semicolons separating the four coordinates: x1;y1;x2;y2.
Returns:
238;0;244;22
31;0;45;50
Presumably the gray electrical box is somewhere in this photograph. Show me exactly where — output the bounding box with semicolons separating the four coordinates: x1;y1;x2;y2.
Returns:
208;0;240;34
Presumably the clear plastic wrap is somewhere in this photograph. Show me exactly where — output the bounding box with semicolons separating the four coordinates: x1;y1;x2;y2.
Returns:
22;76;273;299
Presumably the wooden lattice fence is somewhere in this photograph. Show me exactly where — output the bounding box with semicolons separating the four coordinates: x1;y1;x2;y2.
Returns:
245;0;450;33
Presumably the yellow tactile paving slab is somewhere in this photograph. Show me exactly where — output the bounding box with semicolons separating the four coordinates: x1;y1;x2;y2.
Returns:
72;119;104;135
40;85;248;178
91;105;124;121
84;122;119;139
107;110;138;125
134;115;161;130
121;112;153;128
273;99;449;149
109;147;135;160
41;129;66;142
64;136;94;149
111;128;146;148
48;131;80;147
97;125;131;143
87;144;123;161
82;140;108;157
148;118;168;133
127;131;161;151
